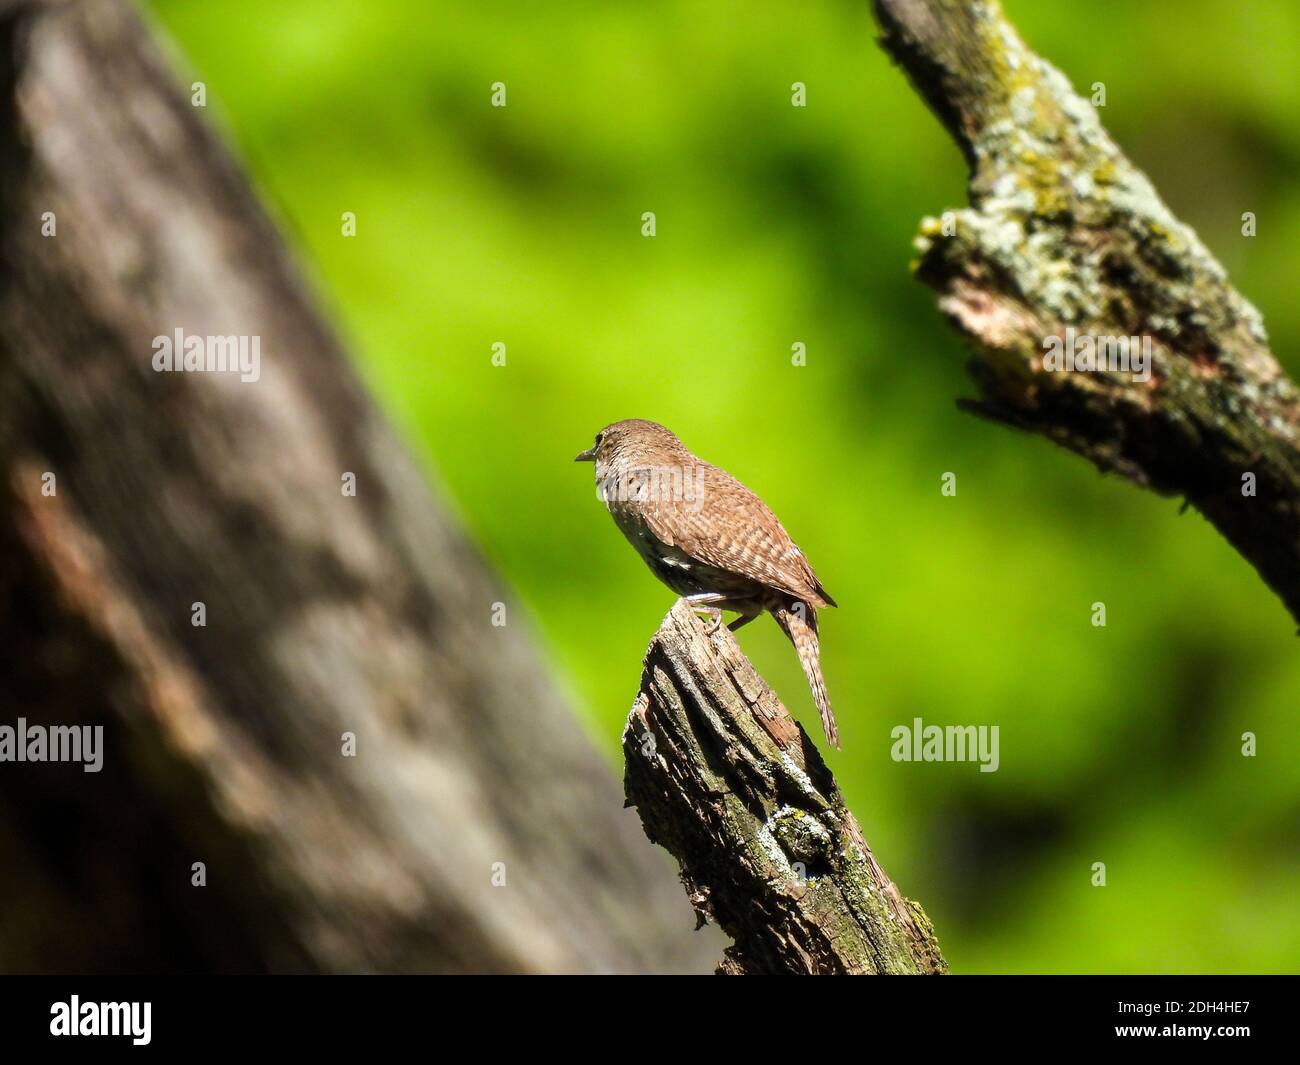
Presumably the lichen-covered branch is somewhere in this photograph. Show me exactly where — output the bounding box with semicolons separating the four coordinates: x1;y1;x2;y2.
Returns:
873;0;1300;624
623;601;947;975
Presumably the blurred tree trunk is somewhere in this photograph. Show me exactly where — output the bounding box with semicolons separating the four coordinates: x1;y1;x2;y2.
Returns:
0;0;712;973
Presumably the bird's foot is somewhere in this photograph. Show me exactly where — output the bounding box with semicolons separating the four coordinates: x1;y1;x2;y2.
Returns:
682;594;726;635
689;604;724;635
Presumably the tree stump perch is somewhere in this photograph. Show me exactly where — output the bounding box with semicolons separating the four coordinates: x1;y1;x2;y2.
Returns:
623;601;947;975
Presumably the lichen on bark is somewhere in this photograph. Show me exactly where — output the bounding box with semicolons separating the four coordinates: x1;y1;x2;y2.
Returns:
875;0;1300;623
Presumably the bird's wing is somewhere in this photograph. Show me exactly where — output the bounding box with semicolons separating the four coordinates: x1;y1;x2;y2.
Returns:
639;462;835;607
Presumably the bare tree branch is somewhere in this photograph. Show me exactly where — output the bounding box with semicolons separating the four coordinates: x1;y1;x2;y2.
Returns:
873;0;1300;624
623;601;947;975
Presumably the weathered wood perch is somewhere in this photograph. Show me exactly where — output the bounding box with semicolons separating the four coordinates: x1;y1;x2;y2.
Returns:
873;0;1300;625
623;601;947;975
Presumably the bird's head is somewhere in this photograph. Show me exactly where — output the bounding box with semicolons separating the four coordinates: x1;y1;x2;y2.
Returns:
574;419;684;467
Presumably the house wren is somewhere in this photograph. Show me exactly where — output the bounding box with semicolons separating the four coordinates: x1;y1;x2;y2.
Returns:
576;419;839;748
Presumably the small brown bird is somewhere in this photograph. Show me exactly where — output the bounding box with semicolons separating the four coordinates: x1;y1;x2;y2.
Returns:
576;419;840;748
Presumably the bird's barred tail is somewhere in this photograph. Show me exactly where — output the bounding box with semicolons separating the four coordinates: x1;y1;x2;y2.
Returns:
773;603;840;750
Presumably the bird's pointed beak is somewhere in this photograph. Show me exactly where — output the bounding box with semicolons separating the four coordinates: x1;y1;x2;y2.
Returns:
574;446;596;462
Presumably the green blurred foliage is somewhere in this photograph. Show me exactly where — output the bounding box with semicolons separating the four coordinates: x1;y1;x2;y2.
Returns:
149;0;1300;973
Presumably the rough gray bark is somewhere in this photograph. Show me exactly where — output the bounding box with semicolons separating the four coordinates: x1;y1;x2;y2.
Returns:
0;0;713;973
624;602;947;975
873;0;1300;624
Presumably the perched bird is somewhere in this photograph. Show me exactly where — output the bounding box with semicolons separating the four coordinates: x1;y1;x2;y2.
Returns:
576;419;840;748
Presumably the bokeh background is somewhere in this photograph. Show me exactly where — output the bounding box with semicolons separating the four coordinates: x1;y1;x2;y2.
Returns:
145;0;1300;973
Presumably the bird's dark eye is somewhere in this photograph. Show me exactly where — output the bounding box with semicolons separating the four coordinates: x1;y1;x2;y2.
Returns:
594;433;603;446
